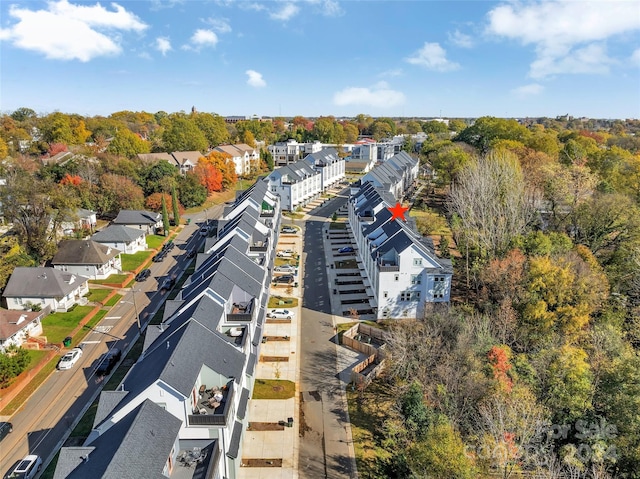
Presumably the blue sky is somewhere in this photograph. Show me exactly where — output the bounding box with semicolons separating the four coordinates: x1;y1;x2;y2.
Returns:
1;0;639;119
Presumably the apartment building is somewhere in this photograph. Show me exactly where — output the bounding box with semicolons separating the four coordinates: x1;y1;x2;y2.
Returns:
54;182;281;479
348;153;452;320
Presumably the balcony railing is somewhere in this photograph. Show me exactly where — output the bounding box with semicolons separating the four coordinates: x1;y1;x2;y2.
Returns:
260;210;275;217
378;264;400;272
188;383;235;427
249;245;268;252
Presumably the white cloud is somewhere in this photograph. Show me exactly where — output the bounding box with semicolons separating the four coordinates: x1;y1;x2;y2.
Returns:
270;3;299;21
246;70;266;88
448;29;474;48
405;42;460;72
0;0;147;62
379;68;403;78
205;17;232;34
631;48;640;65
191;29;218;47
307;0;344;17
155;37;172;56
511;83;544;97
486;1;640;78
333;81;406;108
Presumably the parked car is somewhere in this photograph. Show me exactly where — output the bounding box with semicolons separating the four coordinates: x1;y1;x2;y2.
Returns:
274;264;295;273
338;246;354;253
276;249;295;258
273;275;294;284
57;348;83;370
135;268;151;282
267;309;295;319
199;226;209;237
186;247;197;258
3;455;42;479
96;348;122;376
162;240;175;251
280;226;297;234
0;422;12;442
159;276;175;291
152;251;166;262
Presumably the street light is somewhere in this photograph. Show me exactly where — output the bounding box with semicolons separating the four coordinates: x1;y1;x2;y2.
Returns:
121;288;141;333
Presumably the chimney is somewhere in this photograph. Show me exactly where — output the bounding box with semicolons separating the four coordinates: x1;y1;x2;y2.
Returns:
82;453;90;463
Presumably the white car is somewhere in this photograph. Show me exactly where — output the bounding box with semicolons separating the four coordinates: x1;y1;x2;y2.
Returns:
57;347;83;370
267;309;295;319
274;264;296;273
276;249;295;258
4;454;42;479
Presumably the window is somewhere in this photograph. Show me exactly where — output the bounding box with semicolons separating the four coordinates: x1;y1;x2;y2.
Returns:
383;291;388;298
411;274;421;285
394;274;399;282
401;291;421;302
382;309;390;318
434;276;445;282
413;258;423;266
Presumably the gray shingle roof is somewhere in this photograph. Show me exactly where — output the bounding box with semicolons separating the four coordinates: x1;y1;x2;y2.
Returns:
92;225;145;243
56;399;180;479
52;240;119;266
237;388;250;420
93;391;129;429
112;210;161;226
3;267;88;298
227;420;244;459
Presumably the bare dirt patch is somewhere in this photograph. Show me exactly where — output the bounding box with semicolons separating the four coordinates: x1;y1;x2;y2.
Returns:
241;458;283;467
247;422;285;431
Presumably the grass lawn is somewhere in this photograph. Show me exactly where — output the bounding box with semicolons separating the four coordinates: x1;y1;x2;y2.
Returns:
104;294;122;307
41;306;95;344
329;222;347;230
145;234;166;250
268;296;298;308
346;379;398;478
91;273;129;286
252;379;295;399
283;211;304;220
274;257;299;267
26;349;49;369
0;356;59;416
85;289;111;303
120;251;152;272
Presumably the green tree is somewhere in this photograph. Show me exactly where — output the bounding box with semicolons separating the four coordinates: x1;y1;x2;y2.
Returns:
171;186;180;226
193;112;229;148
0;137;8;159
161;116;208;152
343;122;359;143
178;172;207;208
10;107;37;123
140;160;179;195
456;117;531;153
422;120;450;135
409;419;475;479
540;345;593;422
107;128;150;157
161;195;170;237
405;120;422;134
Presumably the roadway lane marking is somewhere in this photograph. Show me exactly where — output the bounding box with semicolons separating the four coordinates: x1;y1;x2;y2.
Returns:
82;340;101;344
105;316;121;319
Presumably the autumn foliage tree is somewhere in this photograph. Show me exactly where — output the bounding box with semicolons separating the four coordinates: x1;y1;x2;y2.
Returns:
145;192;172;212
200;151;237;189
59;173;82;186
194;161;223;193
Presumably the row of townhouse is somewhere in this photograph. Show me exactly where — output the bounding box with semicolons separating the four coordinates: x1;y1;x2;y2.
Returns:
264;148;346;211
267;137;405;168
138;144;259;177
347;152;453;320
53;181;282;479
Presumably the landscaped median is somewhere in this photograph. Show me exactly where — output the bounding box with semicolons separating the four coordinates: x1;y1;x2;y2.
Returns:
252;379;295;400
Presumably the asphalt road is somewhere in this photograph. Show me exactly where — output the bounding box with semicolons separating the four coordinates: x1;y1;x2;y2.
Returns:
298;193;357;479
0;215;211;477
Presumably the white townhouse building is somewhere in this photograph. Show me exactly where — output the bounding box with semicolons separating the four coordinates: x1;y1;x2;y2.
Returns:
213;144;260;177
264;160;321;211
301;148;346;192
359;151;420;200
54;182;282;479
268;140;324;166
347;154;452;320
